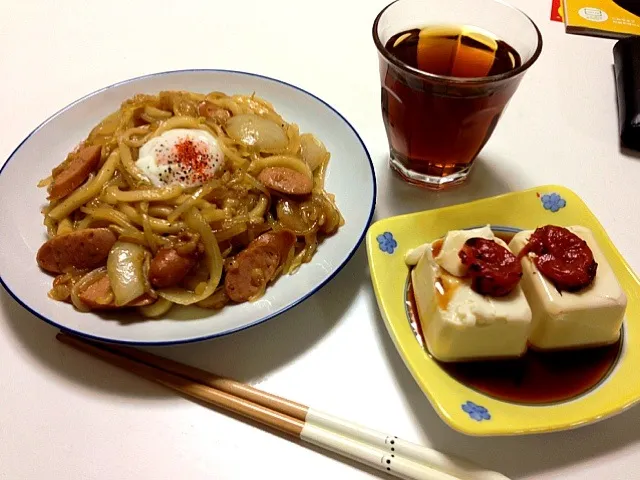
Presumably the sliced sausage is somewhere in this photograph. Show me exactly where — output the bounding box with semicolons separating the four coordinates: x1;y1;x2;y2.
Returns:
198;101;231;124
250;230;296;257
78;274;113;309
519;225;597;292
37;228;117;274
78;271;154;310
459;238;523;297
48;145;102;200
224;249;280;302
149;248;200;288
224;230;296;302
257;167;313;196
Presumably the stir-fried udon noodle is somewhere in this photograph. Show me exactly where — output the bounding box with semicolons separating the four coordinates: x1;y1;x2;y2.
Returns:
37;90;343;317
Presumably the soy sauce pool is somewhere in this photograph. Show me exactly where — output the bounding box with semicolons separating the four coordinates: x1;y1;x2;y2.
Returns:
405;237;622;405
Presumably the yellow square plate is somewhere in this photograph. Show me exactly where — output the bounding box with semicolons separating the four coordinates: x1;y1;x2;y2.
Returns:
366;185;640;436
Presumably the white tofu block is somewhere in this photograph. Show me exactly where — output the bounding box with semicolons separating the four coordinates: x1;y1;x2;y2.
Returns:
433;225;494;276
411;238;532;362
509;226;627;350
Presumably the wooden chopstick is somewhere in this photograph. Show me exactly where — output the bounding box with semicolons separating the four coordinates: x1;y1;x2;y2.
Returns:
86;337;309;421
56;333;508;480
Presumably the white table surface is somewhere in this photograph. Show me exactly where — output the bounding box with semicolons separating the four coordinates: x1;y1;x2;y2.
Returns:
1;1;639;479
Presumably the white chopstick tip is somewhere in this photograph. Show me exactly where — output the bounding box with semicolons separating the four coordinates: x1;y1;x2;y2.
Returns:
301;423;460;480
304;408;510;480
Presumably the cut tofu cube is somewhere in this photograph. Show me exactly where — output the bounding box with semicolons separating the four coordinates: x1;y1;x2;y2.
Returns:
411;233;532;362
509;226;627;350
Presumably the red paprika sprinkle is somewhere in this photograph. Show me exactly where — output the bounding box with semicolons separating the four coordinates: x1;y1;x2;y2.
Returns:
174;139;209;183
148;132;223;187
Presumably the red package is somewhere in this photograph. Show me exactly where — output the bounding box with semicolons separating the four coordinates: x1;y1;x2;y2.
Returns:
551;0;564;22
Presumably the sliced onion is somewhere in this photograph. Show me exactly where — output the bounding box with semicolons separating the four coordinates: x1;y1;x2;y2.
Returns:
277;199;305;232
225;114;288;151
196;288;229;309
107;241;147;307
248;155;312;179
276;199;317;235
300;133;329;171
157;208;223;305
138;297;173;318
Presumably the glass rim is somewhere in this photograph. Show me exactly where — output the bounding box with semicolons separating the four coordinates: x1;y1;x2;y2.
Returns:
372;0;543;85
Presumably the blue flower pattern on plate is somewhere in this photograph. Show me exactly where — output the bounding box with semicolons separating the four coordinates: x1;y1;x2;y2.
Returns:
541;193;566;212
462;401;491;421
377;232;397;254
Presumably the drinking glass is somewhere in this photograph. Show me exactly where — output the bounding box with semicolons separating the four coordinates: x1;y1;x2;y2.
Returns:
373;0;543;189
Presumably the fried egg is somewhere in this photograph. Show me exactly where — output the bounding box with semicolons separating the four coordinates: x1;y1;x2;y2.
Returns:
136;129;224;188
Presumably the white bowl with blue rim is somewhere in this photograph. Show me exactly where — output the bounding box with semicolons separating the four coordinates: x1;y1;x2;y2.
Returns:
0;69;376;345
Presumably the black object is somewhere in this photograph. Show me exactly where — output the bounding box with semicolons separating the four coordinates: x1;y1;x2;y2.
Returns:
613;36;640;151
613;0;640;17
